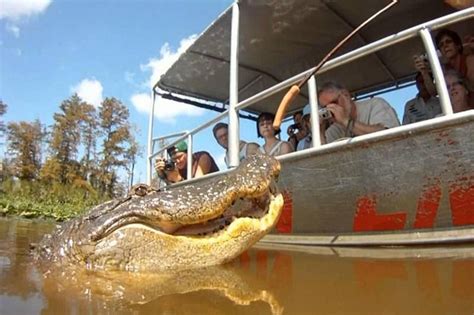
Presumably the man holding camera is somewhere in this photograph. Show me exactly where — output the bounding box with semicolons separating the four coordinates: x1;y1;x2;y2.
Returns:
155;140;219;184
296;105;312;151
287;111;308;150
317;81;400;144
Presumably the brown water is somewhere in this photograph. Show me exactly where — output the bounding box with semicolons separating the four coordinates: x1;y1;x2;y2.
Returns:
0;217;473;315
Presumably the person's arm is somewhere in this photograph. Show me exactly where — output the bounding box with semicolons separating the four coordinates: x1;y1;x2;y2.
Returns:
348;119;385;136
326;96;399;137
402;101;412;125
327;101;386;135
351;98;400;136
466;55;474;87
154;158;183;183
413;55;437;97
193;153;213;178
280;141;294;155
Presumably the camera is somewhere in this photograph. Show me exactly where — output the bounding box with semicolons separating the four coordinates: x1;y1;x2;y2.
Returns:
287;123;301;135
318;108;332;120
164;159;175;171
420;53;428;62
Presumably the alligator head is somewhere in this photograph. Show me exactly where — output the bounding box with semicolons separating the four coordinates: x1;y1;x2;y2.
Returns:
34;154;283;272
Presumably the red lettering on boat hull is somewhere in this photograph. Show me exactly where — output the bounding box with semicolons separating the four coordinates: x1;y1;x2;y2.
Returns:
449;176;474;226
276;190;293;233
353;195;407;232
413;179;441;229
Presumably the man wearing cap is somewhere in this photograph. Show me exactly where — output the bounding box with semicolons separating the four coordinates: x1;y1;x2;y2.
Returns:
296;104;313;151
286;110;307;149
155;140;219;184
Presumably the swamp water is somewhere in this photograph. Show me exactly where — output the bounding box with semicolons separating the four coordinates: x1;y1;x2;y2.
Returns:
0;217;473;315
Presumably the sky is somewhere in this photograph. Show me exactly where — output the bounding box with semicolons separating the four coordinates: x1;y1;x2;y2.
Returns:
0;0;416;184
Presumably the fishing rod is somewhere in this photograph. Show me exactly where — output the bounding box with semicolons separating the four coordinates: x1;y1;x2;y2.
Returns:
273;0;398;130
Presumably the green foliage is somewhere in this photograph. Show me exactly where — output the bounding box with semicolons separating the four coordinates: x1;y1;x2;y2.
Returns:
6;120;45;180
2;94;141;220
97;97;135;196
0;100;7;137
0;178;108;221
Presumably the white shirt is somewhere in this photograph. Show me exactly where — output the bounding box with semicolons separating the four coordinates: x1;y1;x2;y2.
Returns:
402;95;441;125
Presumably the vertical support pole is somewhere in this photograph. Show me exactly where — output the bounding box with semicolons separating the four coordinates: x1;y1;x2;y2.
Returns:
147;89;157;185
228;1;240;168
419;28;453;116
308;75;321;148
187;134;193;179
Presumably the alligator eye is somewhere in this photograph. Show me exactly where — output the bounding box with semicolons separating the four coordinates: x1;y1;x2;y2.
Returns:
133;184;149;197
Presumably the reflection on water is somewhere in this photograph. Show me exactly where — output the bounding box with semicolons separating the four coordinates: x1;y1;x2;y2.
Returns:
0;217;473;315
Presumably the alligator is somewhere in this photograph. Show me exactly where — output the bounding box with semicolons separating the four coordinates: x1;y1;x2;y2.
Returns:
34;154;283;272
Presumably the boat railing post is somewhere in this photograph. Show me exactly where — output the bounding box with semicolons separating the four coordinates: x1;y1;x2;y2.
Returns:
419;27;453;116
147;89;157;185
228;0;240;168
187;134;193;179
308;75;322;148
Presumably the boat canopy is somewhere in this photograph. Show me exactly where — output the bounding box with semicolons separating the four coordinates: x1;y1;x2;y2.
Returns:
155;0;472;116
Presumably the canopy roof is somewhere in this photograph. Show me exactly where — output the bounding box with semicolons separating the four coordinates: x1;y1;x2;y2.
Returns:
156;0;472;116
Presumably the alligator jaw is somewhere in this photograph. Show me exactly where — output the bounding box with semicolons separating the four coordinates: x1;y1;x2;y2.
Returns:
89;193;284;272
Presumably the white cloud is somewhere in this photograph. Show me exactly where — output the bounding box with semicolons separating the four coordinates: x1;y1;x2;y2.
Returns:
131;93;204;124
1;0;52;38
71;78;104;108
6;23;20;37
131;34;206;123
0;0;52;21
141;35;198;89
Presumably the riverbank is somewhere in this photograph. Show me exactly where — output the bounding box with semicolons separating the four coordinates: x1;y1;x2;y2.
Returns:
0;196;86;221
0;180;107;221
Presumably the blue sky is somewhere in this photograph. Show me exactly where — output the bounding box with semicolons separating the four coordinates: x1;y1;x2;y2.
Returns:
0;0;416;184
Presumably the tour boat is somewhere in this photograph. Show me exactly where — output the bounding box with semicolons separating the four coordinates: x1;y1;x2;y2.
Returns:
146;1;474;245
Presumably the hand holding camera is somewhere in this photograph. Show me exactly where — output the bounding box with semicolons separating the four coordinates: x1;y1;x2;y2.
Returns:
318;107;332;120
413;54;430;72
287;123;301;136
155;158;180;182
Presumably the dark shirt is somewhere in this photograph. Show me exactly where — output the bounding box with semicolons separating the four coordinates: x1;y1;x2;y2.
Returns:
178;151;219;179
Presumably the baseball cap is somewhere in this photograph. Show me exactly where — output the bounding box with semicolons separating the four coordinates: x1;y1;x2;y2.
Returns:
167;140;187;156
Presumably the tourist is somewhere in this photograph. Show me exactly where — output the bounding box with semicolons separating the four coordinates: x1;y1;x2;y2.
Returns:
402;72;442;124
445;69;473;113
212;122;259;167
317;81;400;143
155;140;219;183
257;112;293;156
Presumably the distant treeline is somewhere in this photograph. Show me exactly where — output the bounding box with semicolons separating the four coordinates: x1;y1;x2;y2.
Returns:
0;96;141;220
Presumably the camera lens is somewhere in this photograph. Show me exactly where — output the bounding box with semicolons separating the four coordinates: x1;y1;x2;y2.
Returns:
318;108;332;120
164;160;175;171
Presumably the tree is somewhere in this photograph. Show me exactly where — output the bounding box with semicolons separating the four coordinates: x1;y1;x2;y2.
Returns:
44;94;95;184
78;103;98;181
124;136;141;189
6;120;45;180
0;100;7;137
97;97;134;196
